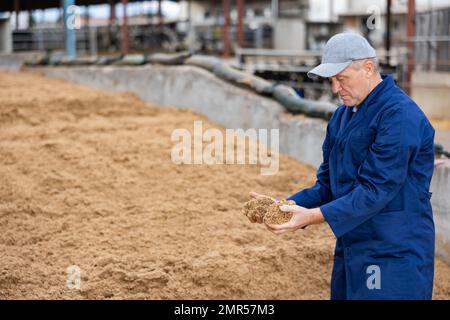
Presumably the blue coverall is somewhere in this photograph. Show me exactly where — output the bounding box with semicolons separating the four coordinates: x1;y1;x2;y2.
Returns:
288;75;435;300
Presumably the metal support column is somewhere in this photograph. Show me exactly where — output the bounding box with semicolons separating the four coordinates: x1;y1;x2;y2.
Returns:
109;0;116;25
406;0;416;95
237;0;244;48
14;0;20;30
121;0;129;55
271;0;278;20
63;0;76;58
385;0;392;66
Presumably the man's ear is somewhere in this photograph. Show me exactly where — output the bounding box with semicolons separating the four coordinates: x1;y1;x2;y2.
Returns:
364;60;374;77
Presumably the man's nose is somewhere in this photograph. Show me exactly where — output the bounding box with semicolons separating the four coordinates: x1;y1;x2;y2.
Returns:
330;79;341;94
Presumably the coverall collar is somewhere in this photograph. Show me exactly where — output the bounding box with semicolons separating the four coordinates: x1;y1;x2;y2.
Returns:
357;74;395;114
339;74;395;138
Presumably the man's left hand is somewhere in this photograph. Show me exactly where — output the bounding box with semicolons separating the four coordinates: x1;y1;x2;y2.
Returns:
265;206;325;234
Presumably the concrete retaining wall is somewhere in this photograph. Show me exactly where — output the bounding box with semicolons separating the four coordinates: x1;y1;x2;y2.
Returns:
0;51;46;71
412;71;450;120
431;165;450;264
0;60;448;264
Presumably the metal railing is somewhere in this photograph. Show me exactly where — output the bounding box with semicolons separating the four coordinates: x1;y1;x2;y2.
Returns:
13;27;98;55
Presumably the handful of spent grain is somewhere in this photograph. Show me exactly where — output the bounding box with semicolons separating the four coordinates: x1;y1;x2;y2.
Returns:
242;197;296;225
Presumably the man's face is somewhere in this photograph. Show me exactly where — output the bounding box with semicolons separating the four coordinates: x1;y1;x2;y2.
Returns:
328;62;370;107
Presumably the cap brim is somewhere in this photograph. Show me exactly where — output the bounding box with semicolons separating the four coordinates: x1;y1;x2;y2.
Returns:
307;61;352;79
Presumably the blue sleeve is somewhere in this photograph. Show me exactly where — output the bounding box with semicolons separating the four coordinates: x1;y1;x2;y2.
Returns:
287;122;333;208
320;106;420;238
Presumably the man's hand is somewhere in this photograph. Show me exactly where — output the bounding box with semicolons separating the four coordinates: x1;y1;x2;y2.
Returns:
265;206;325;234
249;191;280;203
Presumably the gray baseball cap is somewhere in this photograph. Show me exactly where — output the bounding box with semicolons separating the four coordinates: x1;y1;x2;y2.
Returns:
308;32;377;79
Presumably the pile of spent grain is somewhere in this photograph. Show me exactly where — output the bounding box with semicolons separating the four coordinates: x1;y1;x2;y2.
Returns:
242;197;274;223
264;199;296;225
1;70;449;300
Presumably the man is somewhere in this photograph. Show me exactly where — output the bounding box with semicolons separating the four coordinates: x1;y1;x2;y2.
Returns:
251;32;435;300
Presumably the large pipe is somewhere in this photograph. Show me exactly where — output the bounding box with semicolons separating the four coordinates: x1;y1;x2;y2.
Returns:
406;0;415;95
237;0;244;48
121;0;129;55
222;0;231;58
63;0;76;58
